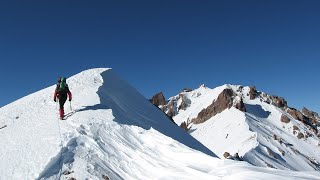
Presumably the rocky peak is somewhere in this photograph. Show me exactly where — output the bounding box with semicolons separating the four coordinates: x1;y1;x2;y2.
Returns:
149;92;166;107
248;86;258;100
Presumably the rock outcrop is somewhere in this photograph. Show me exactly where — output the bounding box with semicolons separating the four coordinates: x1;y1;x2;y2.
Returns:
178;94;191;111
248;86;258;100
192;89;234;124
234;97;246;112
287;108;304;122
149;92;166;107
270;96;287;108
281;114;290;123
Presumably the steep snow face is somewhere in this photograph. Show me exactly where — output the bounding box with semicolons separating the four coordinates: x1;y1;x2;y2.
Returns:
1;69;320;180
192;108;258;158
164;85;320;171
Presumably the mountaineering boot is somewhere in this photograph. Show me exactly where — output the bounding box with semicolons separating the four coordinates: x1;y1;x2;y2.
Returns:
59;109;64;120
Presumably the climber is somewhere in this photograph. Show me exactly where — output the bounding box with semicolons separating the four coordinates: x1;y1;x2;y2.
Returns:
54;77;72;119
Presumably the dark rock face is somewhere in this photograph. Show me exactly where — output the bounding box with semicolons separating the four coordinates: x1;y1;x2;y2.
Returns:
166;101;177;118
297;132;304;139
234;97;246;112
302;107;319;118
271;96;287;108
281;115;290;123
301;107;319;126
286;108;317;133
249;86;258;100
149;92;166;107
192;89;234;124
178;94;191;111
223;152;231;158
287;108;304;121
180;121;188;131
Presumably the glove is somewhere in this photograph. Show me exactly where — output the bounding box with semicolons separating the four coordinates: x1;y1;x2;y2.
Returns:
54;98;56;102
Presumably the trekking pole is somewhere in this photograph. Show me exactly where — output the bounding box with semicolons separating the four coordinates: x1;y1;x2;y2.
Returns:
56;99;59;120
69;101;73;111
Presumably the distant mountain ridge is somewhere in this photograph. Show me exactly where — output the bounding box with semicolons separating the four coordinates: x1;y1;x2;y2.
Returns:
150;84;320;171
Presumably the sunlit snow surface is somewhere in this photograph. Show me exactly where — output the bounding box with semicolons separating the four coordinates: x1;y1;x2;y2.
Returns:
0;69;319;179
171;85;320;172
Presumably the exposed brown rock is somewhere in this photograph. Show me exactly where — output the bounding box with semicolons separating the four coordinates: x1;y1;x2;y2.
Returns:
234;97;246;112
287;108;304;121
180;119;192;131
178;94;191;110
150;92;166;106
249;86;258;100
309;118;318;126
271;96;287;108
293;125;299;131
286;108;318;132
223;152;231;158
280;114;290;123
302;107;320;119
297;132;304;139
166;101;176;118
301;107;319;126
180;121;189;131
192;89;234;124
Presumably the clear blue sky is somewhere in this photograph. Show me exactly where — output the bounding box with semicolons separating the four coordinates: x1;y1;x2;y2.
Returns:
0;1;319;113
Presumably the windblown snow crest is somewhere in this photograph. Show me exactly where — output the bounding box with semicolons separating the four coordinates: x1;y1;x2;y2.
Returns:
1;68;320;180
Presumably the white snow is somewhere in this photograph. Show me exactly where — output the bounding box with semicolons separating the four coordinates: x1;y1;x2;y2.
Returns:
0;69;319;179
191;108;259;158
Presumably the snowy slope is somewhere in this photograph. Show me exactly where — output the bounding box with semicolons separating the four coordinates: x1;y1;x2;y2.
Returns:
161;84;320;171
1;69;320;179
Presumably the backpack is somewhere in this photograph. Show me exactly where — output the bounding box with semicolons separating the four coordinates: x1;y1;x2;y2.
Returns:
57;77;68;94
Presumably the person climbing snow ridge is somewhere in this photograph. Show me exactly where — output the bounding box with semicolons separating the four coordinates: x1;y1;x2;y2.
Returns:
54;77;72;120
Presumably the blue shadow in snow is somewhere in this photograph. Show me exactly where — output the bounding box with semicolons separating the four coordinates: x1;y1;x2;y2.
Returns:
245;104;271;119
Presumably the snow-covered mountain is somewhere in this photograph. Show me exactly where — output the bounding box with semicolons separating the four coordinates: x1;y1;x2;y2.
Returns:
1;69;319;180
151;84;320;172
